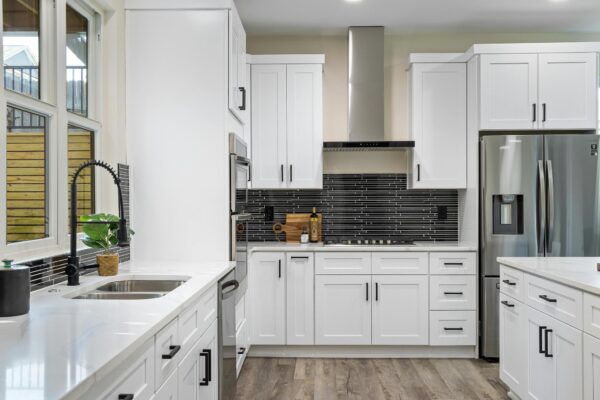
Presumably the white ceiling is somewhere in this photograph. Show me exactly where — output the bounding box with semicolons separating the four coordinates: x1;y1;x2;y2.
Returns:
236;0;600;35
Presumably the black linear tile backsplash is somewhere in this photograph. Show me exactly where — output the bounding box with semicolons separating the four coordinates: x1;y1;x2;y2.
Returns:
18;163;131;292
247;174;458;242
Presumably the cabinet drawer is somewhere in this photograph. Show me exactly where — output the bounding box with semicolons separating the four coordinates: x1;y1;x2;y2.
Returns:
430;275;477;311
315;252;371;274
499;266;525;303
430;311;477;346
236;318;249;374
584;293;600;340
429;252;476;275
155;318;181;390
197;285;218;336
154;368;177;400
179;302;201;361
96;337;155;400
372;252;428;274
525;273;583;329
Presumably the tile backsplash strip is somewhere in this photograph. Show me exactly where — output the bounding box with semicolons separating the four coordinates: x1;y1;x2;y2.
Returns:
247;174;458;242
21;164;131;292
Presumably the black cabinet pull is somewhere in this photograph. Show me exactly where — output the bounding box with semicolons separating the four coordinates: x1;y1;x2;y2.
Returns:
444;291;464;295
417;164;421;181
118;395;134;400
280;165;284;182
539;294;557;303
290;256;309;260
199;349;211;386
375;282;379;301
544;329;553;358
444;262;463;266
443;327;463;331
162;345;181;359
501;300;514;308
502;279;516;286
366;282;369;301
289;165;293;182
238;347;246;355
238;87;246;111
532;103;537;122
278;259;281;278
538;326;547;354
542;103;547;122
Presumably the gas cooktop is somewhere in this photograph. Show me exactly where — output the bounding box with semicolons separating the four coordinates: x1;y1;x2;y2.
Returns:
324;239;415;246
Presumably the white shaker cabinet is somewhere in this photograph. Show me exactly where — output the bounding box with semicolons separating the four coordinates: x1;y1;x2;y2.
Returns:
371;275;429;345
499;294;527;399
315;275;371;345
584;333;600;400
228;6;247;124
249;252;286;345
409;62;466;189
286;253;315;345
480;54;538;130
251;57;324;189
538;53;598;130
178;321;218;400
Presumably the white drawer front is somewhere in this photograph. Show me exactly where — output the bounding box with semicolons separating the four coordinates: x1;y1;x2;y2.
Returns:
585;293;600;340
98;337;155;400
500;265;525;303
430;252;476;275
372;252;428;275
525;273;583;329
315;252;371;275
430;275;477;311
155;318;180;390
198;285;218;336
236;318;249;374
430;311;477;346
154;368;177;400
235;293;246;332
179;302;201;360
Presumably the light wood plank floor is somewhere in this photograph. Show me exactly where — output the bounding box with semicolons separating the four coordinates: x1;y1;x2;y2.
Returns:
236;358;509;400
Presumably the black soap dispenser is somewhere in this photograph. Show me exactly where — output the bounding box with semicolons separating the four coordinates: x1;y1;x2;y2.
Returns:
0;259;30;317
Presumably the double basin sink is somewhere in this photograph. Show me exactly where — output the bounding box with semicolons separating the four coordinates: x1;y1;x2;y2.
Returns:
71;279;187;300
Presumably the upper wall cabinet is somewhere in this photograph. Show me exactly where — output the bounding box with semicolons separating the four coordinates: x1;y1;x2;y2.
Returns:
229;7;247;124
480;53;598;131
409;62;467;189
251;57;324;189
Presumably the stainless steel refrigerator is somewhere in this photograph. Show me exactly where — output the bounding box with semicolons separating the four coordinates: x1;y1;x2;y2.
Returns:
480;133;600;359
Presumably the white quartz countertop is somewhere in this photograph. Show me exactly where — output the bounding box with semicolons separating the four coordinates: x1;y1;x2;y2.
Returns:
249;241;477;252
498;257;600;296
0;260;234;400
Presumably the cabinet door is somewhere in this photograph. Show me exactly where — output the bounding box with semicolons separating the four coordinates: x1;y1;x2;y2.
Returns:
286;253;315;345
178;321;218;400
584;333;600;400
286;64;323;189
228;6;246;123
499;294;527;398
372;275;428;345
526;307;583;400
538;53;597;130
251;64;287;188
480;54;538;130
410;63;466;189
155;369;177;400
315;275;371;345
249;252;286;344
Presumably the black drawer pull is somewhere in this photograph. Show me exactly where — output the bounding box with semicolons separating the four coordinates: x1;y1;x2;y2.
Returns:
199;348;212;386
238;347;246;355
501;300;515;308
162;345;181;359
502;279;516;286
118;395;134;400
290;256;309;260
278;259;282;278
443;327;463;331
443;262;464;266
539;326;546;354
544;329;553;358
539;294;557;303
444;291;464;295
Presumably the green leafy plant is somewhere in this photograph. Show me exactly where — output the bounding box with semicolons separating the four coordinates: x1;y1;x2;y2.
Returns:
80;213;134;254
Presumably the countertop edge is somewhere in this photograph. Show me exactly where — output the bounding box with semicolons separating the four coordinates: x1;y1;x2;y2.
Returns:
248;242;477;253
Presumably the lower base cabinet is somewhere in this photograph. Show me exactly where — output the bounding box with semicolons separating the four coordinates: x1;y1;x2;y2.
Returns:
178;320;218;400
154;369;178;400
585;333;600;400
499;294;527;398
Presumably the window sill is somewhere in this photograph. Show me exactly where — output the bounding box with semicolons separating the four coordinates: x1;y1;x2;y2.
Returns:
4;241;92;265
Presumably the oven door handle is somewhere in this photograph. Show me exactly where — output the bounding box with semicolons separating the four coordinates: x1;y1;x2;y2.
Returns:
232;213;252;222
222;280;240;299
233;155;251;166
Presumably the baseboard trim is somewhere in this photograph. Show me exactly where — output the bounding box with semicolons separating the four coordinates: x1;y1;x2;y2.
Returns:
247;345;477;359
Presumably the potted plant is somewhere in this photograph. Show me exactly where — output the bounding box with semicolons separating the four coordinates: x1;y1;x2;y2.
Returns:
80;213;134;276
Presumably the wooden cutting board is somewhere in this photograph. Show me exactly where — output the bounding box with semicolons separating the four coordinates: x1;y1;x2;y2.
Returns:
273;213;322;243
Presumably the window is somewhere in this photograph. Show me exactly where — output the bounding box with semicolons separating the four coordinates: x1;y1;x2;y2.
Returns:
6;105;48;243
66;4;88;116
2;0;41;98
67;125;94;231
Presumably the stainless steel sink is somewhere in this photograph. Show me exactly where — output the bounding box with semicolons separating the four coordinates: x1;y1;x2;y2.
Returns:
72;292;165;300
95;280;186;293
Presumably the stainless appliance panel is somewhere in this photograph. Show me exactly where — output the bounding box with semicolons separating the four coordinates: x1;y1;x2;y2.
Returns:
544;134;600;257
229;133;250;284
218;270;239;400
480;134;543;277
481;277;500;359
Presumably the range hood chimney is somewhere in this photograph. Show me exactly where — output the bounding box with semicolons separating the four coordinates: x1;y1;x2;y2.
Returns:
324;26;414;151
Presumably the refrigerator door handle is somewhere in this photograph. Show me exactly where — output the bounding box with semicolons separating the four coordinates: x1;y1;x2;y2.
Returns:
546;160;555;254
537;160;546;254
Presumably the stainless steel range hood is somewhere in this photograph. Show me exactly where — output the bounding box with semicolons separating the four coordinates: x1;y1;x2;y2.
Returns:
324;26;414;151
